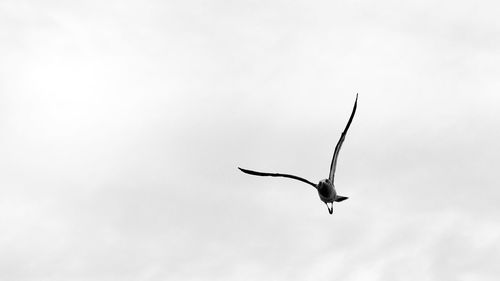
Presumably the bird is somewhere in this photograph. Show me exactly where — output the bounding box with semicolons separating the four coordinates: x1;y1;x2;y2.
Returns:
238;94;358;214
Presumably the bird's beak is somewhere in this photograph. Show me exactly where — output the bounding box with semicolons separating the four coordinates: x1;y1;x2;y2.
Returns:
326;202;333;214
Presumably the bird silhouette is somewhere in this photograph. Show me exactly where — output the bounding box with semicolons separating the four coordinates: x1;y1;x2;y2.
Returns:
238;94;358;214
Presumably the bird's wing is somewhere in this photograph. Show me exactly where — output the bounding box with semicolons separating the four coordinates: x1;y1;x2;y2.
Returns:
238;167;316;188
329;94;358;182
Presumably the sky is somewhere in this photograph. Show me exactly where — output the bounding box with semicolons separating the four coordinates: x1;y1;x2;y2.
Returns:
1;0;500;280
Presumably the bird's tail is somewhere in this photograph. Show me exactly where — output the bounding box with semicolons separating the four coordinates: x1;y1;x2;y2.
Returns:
335;195;348;202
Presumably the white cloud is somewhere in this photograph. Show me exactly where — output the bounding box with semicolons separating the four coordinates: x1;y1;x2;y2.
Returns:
1;0;499;280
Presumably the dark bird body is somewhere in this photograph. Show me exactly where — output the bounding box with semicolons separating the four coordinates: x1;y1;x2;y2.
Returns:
238;94;358;214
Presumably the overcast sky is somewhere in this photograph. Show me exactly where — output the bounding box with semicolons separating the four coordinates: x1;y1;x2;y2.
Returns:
1;0;500;280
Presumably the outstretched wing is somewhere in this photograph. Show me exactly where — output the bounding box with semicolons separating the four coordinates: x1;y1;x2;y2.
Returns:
238;167;316;188
329;94;358;182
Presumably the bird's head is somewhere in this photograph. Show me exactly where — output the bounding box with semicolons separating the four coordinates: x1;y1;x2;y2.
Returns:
325;202;334;214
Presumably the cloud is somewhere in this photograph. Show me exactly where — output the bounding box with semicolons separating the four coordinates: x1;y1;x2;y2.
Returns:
1;0;499;280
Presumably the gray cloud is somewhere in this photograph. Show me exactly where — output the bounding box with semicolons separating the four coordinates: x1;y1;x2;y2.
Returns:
1;0;499;280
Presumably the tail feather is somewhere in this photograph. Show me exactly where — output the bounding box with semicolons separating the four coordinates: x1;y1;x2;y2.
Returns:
335;195;348;202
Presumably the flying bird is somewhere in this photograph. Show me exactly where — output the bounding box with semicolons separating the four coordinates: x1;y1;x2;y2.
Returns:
238;94;358;214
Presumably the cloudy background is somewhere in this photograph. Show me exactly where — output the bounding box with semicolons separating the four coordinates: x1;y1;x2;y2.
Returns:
1;0;499;280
